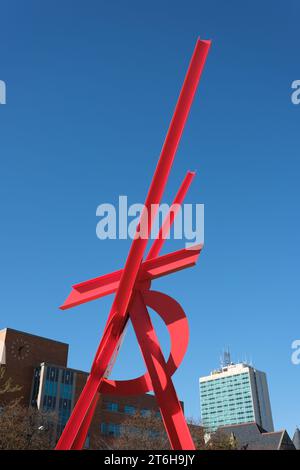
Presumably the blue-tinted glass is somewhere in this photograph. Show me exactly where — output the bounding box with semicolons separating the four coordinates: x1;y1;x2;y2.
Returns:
31;367;41;406
108;423;120;436
101;423;107;434
106;402;118;412
124;405;135;415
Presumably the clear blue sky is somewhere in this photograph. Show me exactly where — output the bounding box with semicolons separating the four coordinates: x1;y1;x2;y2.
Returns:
0;1;299;436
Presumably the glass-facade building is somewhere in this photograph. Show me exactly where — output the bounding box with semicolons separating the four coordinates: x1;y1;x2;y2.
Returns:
31;363;76;439
200;363;274;432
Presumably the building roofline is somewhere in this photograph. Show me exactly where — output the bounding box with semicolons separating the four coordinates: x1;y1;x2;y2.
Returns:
218;422;286;439
263;430;285;435
218;421;258;430
0;327;69;347
40;361;87;375
276;430;288;450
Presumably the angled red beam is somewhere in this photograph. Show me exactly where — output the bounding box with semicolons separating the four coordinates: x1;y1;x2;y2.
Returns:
144;245;201;278
70;394;99;450
73;269;122;293
146;170;195;261
60;245;202;310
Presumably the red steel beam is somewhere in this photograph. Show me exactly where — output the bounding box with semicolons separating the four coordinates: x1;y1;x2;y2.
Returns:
146;170;195;260
60;245;202;310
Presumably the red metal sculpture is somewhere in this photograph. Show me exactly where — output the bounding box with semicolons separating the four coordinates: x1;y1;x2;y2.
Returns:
56;38;211;450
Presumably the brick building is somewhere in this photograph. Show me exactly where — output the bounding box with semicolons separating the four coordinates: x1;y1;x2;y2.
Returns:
0;327;171;448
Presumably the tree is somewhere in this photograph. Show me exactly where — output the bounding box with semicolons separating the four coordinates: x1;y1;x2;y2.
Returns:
0;403;57;450
112;410;169;450
205;430;238;450
110;411;206;450
109;408;237;450
187;418;206;449
0;367;56;450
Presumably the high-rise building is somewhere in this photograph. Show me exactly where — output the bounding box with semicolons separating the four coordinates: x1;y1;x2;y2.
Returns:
199;360;274;432
0;327;173;448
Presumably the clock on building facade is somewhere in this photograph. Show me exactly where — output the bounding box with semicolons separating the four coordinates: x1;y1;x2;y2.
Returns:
10;338;31;360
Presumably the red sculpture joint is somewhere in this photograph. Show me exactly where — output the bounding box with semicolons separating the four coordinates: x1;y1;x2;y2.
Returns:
56;38;211;450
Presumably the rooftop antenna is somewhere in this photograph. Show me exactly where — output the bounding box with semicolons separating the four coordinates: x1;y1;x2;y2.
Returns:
221;347;231;368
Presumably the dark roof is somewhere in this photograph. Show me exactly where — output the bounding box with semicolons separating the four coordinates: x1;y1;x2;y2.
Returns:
216;422;295;450
292;427;300;450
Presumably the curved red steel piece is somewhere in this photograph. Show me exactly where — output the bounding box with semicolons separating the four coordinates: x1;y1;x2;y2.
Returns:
100;290;189;395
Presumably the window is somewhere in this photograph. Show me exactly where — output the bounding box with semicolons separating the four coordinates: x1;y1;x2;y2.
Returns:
43;394;56;410
59;381;73;400
101;422;120;437
61;369;73;385
124;405;135;415
106;402;119;412
58;398;72;426
31;367;41;406
46;366;59;382
108;423;120;437
57;423;65;437
149;429;160;438
84;435;90;449
59;398;71;410
101;423;107;434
